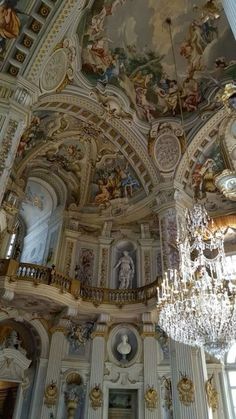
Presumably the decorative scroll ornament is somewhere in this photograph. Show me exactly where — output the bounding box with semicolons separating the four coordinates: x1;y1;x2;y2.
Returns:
89;385;103;410
144;386;158;410
177;374;194;406
205;375;219;412
44;381;58;407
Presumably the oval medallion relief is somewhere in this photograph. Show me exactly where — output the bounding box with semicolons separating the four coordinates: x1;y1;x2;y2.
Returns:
154;133;181;173
40;49;68;92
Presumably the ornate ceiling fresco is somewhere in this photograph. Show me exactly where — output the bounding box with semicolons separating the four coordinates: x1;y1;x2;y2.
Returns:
78;0;236;120
2;0;236;225
13;110;148;222
0;0;62;76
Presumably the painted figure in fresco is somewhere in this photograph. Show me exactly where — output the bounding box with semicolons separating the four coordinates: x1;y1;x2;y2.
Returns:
181;77;201;112
0;0;24;53
16;116;41;158
154;80;178;116
94;180;111;206
114;250;135;289
98;54;124;84
192;158;219;199
135;87;155;121
94;163;140;205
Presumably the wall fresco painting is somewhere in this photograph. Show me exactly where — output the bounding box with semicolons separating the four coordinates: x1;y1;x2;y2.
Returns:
191;143;236;213
0;0;32;59
80;0;236;121
91;155;140;208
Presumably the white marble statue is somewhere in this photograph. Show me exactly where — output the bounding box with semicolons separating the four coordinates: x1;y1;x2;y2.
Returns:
114;251;135;289
1;330;26;356
117;334;131;361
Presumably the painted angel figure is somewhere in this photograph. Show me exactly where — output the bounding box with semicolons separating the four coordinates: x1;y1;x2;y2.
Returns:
114;251;135;289
0;0;23;53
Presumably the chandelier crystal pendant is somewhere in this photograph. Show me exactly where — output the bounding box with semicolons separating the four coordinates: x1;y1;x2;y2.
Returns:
157;202;236;360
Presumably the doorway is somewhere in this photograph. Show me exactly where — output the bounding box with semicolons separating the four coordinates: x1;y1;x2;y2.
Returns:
0;381;19;419
108;389;138;419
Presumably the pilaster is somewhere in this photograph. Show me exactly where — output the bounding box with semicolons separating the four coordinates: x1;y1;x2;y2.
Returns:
142;313;161;419
97;237;113;287
40;327;69;419
88;314;110;419
170;341;212;419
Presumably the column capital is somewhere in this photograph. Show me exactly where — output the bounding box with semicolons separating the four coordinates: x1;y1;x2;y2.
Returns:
92;314;110;338
153;182;192;215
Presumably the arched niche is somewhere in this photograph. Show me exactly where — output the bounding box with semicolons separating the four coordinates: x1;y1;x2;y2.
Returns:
19;176;62;265
111;239;139;289
58;370;86;419
0;318;42;419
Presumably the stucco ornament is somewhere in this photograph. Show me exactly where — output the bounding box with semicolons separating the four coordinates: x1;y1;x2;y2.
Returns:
40;38;76;92
220;83;236;112
89;384;103;410
177;373;195;406
144;386;158;410
149;122;182;173
44;381;58;407
205;375;219;412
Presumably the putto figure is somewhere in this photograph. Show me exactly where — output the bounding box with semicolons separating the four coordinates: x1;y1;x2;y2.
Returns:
114;250;135;289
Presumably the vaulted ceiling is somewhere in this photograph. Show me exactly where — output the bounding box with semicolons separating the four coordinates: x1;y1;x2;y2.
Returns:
2;0;236;225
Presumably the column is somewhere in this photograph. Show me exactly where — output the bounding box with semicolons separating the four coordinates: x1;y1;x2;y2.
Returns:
142;313;162;419
170;342;212;419
87;314;110;419
40;327;69;419
223;0;236;39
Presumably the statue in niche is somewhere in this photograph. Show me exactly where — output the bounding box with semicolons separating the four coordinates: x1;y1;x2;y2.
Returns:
114;251;135;289
117;334;131;361
0;329;26;356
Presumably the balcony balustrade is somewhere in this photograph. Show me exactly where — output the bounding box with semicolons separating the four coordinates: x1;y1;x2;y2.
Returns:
0;259;158;306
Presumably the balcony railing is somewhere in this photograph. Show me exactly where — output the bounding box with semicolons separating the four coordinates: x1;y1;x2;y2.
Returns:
0;259;158;306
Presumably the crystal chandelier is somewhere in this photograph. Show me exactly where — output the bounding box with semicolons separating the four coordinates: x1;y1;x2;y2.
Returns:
157;202;236;359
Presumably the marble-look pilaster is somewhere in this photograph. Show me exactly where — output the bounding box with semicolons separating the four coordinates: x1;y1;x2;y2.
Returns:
139;239;154;285
88;314;110;419
40;328;69;419
97;237;113;287
170;341;212;419
142;313;162;419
